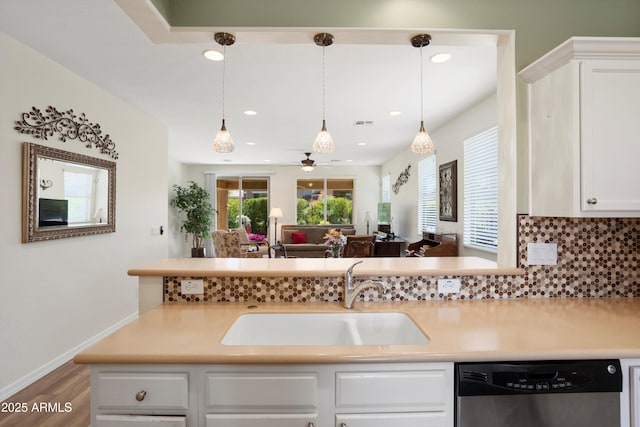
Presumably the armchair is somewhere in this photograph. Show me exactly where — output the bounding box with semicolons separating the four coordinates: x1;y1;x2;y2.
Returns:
212;230;264;258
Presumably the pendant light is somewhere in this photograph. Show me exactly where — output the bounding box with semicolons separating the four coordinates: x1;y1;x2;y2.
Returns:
301;152;316;172
212;32;236;153
312;33;335;154
410;34;435;155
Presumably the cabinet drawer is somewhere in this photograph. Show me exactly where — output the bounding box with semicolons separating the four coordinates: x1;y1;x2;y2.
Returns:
336;412;447;427
336;370;448;411
96;414;186;426
206;414;317;427
205;372;318;412
96;372;188;410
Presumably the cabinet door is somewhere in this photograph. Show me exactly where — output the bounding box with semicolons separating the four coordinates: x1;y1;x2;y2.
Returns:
336;412;447;427
96;415;186;427
581;60;640;212
632;367;640;427
206;414;317;427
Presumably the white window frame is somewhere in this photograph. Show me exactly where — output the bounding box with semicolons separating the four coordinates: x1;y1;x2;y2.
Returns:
463;126;498;252
417;155;437;234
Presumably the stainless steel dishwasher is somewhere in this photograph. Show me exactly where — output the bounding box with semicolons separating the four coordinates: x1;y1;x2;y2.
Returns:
455;359;622;427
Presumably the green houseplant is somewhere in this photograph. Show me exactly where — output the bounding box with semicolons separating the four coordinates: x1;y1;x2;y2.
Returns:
170;181;215;257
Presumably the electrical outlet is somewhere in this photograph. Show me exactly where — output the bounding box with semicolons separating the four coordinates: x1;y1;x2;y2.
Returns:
437;278;461;294
527;242;558;265
181;279;204;295
151;226;161;235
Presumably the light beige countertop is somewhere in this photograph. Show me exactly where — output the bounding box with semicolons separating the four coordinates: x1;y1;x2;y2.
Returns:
127;256;522;278
74;298;640;365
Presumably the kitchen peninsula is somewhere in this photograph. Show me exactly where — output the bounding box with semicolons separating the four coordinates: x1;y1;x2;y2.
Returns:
75;259;640;427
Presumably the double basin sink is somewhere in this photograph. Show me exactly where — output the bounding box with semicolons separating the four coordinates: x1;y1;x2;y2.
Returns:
222;312;429;346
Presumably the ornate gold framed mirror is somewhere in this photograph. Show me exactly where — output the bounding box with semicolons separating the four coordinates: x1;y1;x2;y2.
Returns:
22;142;116;243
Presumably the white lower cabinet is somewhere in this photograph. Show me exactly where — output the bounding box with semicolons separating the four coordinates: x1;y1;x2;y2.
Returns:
335;412;447;427
206;414;317;427
91;363;453;427
96;415;187;427
620;359;640;427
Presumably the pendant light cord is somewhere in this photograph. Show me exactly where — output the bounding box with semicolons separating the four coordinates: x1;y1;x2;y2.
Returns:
222;44;226;121
419;44;424;121
322;44;326;121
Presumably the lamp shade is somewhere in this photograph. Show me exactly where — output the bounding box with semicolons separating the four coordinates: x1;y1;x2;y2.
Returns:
364;211;371;222
411;121;434;154
269;207;283;218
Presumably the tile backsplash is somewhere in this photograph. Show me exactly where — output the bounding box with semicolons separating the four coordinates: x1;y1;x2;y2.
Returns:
164;215;639;303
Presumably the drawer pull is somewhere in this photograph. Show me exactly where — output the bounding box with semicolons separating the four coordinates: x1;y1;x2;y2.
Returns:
340;424;347;427
135;390;147;401
307;423;315;427
587;197;598;205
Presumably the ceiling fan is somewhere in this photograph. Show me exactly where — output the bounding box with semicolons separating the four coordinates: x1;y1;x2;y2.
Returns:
301;152;316;172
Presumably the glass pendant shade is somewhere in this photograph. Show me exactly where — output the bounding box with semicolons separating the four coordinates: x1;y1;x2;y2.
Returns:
411;121;434;154
312;120;335;154
213;119;235;153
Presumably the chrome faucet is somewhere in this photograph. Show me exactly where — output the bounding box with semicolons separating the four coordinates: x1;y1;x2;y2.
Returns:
343;261;389;309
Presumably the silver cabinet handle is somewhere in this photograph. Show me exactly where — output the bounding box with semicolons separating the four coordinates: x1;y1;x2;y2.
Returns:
587;198;598;205
307;423;315;427
135;390;147;401
340;424;347;427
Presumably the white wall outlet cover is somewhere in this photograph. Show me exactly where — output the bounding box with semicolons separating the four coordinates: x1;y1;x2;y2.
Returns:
527;242;558;265
181;279;204;295
437;278;461;294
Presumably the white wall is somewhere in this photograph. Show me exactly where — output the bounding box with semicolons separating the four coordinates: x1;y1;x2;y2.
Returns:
382;93;498;260
0;33;168;397
169;163;382;256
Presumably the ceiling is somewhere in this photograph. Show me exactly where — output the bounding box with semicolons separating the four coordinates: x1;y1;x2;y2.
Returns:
0;0;497;167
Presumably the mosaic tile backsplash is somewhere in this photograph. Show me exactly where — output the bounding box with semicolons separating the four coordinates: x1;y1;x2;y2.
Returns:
164;215;639;303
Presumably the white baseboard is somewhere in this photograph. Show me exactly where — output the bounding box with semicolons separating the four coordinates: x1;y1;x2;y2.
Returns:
0;311;138;401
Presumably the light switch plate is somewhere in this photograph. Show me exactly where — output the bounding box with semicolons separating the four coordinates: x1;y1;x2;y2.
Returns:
437;278;461;294
527;242;558;265
181;279;204;294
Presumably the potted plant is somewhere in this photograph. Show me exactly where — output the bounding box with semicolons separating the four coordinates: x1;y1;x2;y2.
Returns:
170;181;215;257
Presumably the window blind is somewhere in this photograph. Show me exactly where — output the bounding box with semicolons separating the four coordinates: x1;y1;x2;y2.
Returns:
463;127;498;251
417;155;437;233
381;174;391;203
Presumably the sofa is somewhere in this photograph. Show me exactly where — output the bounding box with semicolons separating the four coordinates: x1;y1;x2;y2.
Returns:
280;224;356;258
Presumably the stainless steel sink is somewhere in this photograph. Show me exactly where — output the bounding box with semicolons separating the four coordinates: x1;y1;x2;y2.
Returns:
221;312;429;346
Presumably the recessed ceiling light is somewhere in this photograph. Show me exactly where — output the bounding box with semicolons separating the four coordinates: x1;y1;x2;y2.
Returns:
264;159;271;162
202;49;224;61
346;159;353;162
357;142;367;146
243;110;257;116
246;141;256;145
430;52;451;63
389;111;402;116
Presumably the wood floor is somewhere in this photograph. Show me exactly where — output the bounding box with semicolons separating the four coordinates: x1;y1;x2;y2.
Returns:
0;361;90;427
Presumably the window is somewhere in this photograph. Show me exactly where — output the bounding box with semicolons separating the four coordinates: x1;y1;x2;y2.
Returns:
464;127;498;251
381;174;391;203
64;169;94;224
417;155;437;233
216;177;269;235
296;178;353;224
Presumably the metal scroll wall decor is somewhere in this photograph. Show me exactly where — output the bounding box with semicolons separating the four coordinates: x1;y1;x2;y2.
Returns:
392;164;411;194
14;106;119;160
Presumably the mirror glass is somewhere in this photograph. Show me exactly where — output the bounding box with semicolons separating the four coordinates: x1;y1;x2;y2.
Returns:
22;142;116;242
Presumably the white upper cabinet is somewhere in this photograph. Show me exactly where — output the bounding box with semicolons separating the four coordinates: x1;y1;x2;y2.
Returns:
520;37;640;217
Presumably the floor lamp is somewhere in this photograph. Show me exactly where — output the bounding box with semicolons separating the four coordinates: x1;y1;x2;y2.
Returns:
364;211;371;235
269;207;283;244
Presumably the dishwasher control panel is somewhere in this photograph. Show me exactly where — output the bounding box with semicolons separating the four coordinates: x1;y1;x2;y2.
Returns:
456;359;622;396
